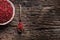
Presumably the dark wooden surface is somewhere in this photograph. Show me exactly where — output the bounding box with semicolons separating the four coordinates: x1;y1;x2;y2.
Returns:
0;0;60;40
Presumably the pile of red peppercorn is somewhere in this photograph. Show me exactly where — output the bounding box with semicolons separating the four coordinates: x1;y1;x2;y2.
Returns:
0;0;13;23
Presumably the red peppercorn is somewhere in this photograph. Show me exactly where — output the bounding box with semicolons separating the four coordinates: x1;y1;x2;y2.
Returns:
18;22;24;31
0;0;13;24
